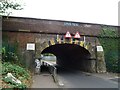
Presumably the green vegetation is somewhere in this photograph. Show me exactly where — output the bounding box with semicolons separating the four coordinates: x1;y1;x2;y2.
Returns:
2;34;21;64
2;47;19;63
0;0;23;16
1;44;32;88
99;26;119;73
0;0;32;88
1;62;32;88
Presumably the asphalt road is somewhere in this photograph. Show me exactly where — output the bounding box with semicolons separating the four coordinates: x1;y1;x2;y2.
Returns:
57;68;118;89
32;63;119;89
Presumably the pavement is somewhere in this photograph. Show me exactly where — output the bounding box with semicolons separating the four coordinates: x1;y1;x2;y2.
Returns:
31;73;58;88
31;65;59;88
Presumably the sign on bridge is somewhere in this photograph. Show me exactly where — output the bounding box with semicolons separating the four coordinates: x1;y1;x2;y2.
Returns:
27;43;35;50
74;32;81;39
65;31;72;38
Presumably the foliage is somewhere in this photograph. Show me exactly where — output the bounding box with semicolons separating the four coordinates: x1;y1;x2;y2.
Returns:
1;42;32;88
0;0;23;16
2;62;31;88
2;36;20;63
2;33;32;89
2;47;19;63
99;26;118;37
2;34;26;67
2;77;26;89
2;62;30;78
99;26;119;72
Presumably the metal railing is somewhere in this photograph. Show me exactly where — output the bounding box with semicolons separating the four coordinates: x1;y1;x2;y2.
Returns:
41;60;58;83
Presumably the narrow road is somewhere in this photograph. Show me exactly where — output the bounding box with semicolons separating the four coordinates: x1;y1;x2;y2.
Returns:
57;68;118;88
31;62;119;89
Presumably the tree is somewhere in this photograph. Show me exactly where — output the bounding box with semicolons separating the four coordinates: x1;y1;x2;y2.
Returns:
0;0;23;16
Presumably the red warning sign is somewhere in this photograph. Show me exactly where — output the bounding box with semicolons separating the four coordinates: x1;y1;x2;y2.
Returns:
65;31;72;38
74;32;81;38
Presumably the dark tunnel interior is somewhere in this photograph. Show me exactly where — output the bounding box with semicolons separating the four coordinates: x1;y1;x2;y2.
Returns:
41;44;91;71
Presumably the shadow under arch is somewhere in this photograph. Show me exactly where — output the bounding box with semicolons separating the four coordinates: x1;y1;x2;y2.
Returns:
41;43;93;71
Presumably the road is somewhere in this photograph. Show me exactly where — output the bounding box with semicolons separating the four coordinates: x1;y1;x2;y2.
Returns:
32;61;119;89
57;67;119;88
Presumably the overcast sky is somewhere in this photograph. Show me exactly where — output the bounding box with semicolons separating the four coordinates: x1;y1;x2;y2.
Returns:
12;0;119;26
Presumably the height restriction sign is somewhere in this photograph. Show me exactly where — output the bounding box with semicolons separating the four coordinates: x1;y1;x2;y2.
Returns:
74;32;81;39
65;31;72;38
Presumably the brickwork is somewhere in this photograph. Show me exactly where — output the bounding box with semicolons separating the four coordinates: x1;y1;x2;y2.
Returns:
3;16;102;36
2;16;118;73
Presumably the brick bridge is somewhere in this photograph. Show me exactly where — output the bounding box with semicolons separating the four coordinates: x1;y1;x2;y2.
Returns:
2;16;116;73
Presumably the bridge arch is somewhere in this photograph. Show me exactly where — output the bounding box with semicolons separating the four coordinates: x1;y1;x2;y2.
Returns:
40;37;94;57
39;37;96;72
41;44;93;71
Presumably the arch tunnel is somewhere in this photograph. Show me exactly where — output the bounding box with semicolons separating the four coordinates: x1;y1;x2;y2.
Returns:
41;44;93;72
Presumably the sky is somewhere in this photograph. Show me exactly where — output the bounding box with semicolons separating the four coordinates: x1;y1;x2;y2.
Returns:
12;0;119;26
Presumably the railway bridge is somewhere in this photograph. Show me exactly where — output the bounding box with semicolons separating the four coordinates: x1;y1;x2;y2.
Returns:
2;16;114;73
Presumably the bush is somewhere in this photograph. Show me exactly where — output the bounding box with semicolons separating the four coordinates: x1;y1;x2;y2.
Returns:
2;62;32;89
2;47;19;64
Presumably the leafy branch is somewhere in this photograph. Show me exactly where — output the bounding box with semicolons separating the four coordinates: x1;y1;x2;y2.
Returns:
0;0;23;16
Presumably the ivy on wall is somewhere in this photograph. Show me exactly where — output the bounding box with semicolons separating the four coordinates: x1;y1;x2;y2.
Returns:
2;34;20;64
98;26;119;72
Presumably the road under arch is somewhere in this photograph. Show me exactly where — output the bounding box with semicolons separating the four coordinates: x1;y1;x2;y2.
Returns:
41;44;94;72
